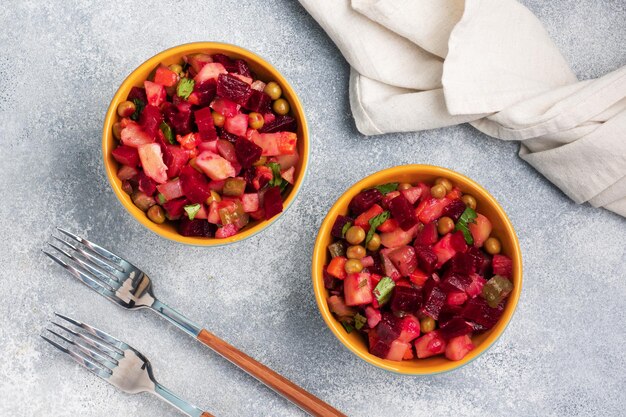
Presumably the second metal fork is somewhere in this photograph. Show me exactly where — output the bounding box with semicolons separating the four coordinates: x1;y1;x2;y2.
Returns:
44;228;345;417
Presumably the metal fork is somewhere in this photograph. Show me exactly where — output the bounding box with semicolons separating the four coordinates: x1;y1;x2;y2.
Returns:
44;228;345;417
42;312;213;417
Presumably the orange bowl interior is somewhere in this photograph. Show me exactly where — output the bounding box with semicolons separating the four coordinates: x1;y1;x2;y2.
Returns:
312;165;522;375
102;42;309;246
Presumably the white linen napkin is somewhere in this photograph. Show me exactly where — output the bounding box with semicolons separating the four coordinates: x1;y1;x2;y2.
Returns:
299;0;626;217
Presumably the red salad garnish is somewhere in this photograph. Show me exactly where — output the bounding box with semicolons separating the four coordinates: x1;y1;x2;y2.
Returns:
325;180;514;362
111;53;299;237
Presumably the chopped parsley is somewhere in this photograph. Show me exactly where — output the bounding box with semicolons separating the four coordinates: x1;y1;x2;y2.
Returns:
341;221;352;238
354;313;366;330
374;182;399;195
267;162;289;191
160;122;175;144
156;193;167;204
130;98;145;121
177;78;195;100
365;211;390;245
455;207;477;245
341;321;354;333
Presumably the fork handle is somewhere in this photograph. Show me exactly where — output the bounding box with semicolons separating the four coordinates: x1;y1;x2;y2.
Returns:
197;329;346;417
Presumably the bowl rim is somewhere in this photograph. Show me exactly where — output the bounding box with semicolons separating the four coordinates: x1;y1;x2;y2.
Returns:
311;164;523;375
102;42;310;246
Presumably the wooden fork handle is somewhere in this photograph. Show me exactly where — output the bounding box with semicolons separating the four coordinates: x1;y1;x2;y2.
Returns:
197;329;346;417
200;413;214;417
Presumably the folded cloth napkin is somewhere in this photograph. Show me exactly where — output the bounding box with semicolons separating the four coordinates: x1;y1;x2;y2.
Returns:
299;0;626;217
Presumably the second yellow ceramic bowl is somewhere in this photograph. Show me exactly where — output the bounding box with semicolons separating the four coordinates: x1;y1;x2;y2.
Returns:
312;165;522;375
102;42;309;246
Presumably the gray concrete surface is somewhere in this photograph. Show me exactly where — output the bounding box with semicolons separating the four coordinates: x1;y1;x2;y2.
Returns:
0;1;625;416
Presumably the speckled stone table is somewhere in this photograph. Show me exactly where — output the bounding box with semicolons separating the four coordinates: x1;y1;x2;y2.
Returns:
1;1;625;416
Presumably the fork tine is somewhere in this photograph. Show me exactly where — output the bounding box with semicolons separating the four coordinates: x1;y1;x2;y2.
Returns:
51;322;125;359
48;241;122;287
46;328;119;370
56;228;132;271
53;236;124;276
41;335;112;380
54;312;129;351
43;250;120;300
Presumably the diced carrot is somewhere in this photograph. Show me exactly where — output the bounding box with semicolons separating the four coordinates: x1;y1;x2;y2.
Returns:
354;204;384;231
327;256;347;280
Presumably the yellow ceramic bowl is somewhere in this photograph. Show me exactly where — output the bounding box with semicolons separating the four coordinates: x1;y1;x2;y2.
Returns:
312;165;522;375
102;42;309;245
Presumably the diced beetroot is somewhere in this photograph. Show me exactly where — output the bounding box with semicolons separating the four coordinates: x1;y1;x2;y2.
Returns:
195;151;236;181
492;254;513;278
234;59;252;77
163;145;189;178
446;252;474;276
233;137;262;169
127;86;146;103
401;186;422;205
439;318;473;340
327;295;355;317
194;107;218;142
461;297;505;330
388;194;418;231
259;115;298;133
466;246;492;276
414;222;438;246
379;249;401;280
178;217;215;237
365;306;382;328
154;65;178;87
432;233;461;268
388;246;417;277
216;139;239;164
241;193;260;213
330;215;354;239
390;286;422;314
189;79;217;107
361;256;374;268
139;105;163;139
414;330;447;358
210;98;240;117
179;165;211;204
263;186;283;220
469;213;492;247
198;140;218;154
354;204;384;232
117;165;138;181
162;102;193;136
194;62;227;83
156;178;183;201
212;53;238;72
446;291;468;306
409;269;429;286
138;170;157;196
144;81;166;107
377;218;398;233
250;131;297;156
466;274;487;298
323;269;342;291
217;74;252;106
162;197;189;220
215;223;238;238
344;272;373;306
441;199;466;222
224;114;249;137
416;197;452;223
385;340;411;361
121;122;154;148
381;191;401;209
348;189;383;216
138;143;168;184
380;224;419;249
368;331;391;359
376;313;401;342
445;335;474;361
421;285;446;320
112;145;140;167
414;245;438;274
441;272;472;293
244;89;271;113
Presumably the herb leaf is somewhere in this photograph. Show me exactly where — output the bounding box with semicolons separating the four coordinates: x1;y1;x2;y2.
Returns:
354;313;366;330
374;182;399;195
373;277;395;306
365;211;390;245
156;193;167;204
341;321;354;333
177;78;195;100
341;221;352;238
160;122;175;144
184;203;201;220
455;207;477;245
130;98;145;121
267;162;282;187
